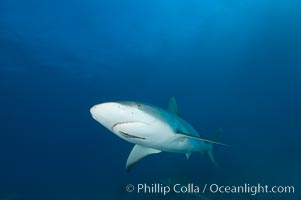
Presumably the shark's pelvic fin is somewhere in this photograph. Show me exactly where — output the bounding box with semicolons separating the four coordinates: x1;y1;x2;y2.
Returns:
168;97;179;115
176;130;227;167
126;145;161;172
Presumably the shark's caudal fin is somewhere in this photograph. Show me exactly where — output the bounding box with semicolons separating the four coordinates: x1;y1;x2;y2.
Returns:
207;129;223;167
126;145;161;172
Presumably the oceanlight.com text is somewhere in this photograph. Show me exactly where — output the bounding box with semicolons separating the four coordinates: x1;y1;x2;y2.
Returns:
209;183;295;196
126;183;295;196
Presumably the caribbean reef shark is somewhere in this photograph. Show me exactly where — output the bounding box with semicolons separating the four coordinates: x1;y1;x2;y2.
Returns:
90;97;228;171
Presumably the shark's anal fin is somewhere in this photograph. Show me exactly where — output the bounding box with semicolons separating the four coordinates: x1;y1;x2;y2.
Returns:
168;97;179;115
126;145;161;172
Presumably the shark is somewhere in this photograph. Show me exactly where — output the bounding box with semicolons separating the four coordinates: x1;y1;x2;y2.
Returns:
90;97;228;171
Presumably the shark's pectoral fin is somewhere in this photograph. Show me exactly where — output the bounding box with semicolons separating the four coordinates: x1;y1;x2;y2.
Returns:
126;145;161;172
186;153;191;160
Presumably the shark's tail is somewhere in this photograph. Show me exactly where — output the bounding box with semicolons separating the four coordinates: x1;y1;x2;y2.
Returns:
207;129;223;167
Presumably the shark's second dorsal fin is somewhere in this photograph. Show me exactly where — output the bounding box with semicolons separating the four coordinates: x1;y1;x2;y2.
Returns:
126;145;161;172
168;97;179;115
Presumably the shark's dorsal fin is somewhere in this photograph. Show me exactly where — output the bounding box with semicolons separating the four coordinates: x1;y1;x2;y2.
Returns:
126;145;161;172
168;97;179;115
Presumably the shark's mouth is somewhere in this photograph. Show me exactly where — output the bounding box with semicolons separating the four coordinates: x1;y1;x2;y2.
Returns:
111;121;136;130
111;121;146;140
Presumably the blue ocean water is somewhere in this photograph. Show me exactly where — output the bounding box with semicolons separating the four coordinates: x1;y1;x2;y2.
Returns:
0;0;301;199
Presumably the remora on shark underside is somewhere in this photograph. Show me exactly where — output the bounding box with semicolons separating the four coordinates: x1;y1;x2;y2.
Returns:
90;97;229;171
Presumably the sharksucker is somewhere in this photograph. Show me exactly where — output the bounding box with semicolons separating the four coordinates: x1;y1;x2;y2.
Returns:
119;131;146;140
111;121;137;130
112;121;146;140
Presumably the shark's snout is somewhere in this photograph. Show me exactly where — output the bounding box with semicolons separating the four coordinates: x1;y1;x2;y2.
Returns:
90;102;116;119
90;102;132;130
90;105;98;119
90;104;106;120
